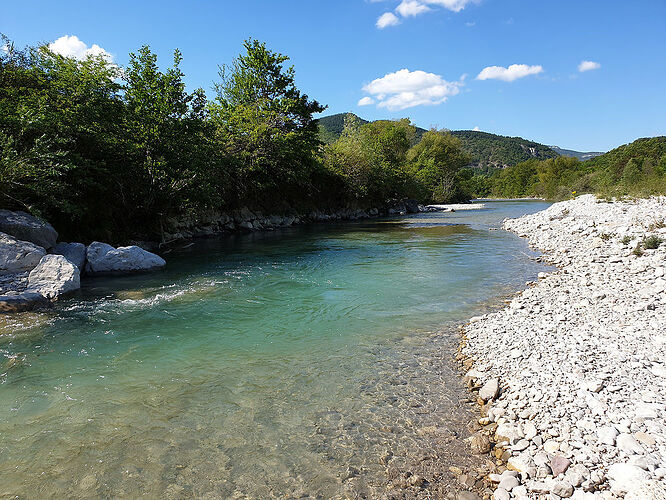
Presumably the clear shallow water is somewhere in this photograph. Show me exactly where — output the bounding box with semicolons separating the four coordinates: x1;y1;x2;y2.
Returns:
0;201;551;498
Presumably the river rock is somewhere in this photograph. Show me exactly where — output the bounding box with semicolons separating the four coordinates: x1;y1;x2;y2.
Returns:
479;378;500;401
0;210;58;249
616;433;645;455
27;255;80;299
469;433;491;454
549;456;571;476
85;242;166;275
0;232;46;273
0;291;50;312
606;463;649;495
52;242;86;271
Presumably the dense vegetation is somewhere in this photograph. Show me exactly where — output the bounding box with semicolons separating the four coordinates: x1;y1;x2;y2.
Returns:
318;113;561;167
0;37;471;242
487;137;666;200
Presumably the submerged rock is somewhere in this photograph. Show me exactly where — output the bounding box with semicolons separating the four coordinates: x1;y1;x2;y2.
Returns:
0;232;46;274
52;242;86;271
27;254;80;299
0;291;49;313
86;242;166;275
0;210;58;249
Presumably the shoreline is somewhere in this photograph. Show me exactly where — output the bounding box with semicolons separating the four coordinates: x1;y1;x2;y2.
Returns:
458;195;666;499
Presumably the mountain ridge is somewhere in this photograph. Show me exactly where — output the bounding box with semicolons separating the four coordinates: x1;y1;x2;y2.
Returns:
317;112;605;168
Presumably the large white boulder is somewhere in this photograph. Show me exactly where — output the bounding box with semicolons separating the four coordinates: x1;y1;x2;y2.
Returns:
52;242;86;271
0;210;58;249
28;254;80;299
0;232;46;274
85;242;166;275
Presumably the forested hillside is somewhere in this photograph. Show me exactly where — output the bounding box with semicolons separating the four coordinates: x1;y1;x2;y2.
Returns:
488;137;666;199
318;113;559;168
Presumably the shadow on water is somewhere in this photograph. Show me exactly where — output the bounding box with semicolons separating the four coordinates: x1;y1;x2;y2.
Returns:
0;201;551;498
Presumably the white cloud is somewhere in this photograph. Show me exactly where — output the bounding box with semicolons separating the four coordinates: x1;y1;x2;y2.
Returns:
578;60;601;72
376;12;401;28
473;126;481;131
358;96;376;106
1;44;8;54
361;68;463;110
466;21;476;26
48;35;113;62
476;64;543;82
422;0;479;12
396;0;431;17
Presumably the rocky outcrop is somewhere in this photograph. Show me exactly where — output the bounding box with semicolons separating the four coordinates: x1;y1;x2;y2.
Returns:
27;254;80;299
0;232;46;274
52;242;86;271
85;242;166;275
0;210;58;249
0;291;50;313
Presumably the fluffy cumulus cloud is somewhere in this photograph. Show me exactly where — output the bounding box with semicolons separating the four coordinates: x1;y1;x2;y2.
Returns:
396;0;431;17
48;35;113;62
376;12;401;28
578;60;601;72
358;96;376;106
476;64;543;82
376;0;478;28
361;68;463;110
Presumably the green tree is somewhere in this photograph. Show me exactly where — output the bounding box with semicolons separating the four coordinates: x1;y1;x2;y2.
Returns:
123;46;216;231
407;130;470;202
210;39;326;207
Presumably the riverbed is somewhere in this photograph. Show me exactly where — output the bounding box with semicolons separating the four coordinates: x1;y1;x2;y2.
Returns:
0;201;550;498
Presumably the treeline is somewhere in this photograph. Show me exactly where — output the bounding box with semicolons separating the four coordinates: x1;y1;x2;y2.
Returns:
0;36;470;242
484;137;666;200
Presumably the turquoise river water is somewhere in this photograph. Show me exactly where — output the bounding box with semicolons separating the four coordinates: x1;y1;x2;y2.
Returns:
0;201;551;498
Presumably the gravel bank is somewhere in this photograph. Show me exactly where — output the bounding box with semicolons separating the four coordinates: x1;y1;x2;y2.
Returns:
462;195;666;499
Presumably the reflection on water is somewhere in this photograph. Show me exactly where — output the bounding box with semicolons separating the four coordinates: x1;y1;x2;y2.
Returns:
0;201;551;498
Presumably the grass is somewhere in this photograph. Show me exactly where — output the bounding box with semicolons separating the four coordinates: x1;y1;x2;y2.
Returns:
632;245;645;257
620;235;634;245
600;233;613;241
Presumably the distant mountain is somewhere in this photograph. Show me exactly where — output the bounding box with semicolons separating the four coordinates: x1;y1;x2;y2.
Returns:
549;146;605;160
317;113;563;169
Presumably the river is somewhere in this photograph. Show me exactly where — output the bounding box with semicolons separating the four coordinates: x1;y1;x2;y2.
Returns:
0;200;550;498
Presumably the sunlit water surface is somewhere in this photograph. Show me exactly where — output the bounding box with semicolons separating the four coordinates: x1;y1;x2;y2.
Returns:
0;201;551;498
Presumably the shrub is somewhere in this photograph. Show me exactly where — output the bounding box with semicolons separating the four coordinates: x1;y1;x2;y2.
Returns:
642;235;663;249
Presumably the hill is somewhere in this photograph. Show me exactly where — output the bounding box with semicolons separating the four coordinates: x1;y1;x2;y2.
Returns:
549;146;604;160
317;113;560;168
489;136;666;200
449;130;558;168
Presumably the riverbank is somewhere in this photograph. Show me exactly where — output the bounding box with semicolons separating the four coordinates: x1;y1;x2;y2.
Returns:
460;195;666;499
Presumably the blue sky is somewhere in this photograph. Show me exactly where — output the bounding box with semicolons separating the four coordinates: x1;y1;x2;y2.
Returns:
2;0;665;151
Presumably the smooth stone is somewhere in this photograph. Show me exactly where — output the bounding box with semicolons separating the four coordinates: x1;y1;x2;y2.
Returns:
606;463;649;495
27;255;80;299
52;242;86;271
469;433;491;454
86;242;166;275
498;475;519;491
479;378;500;401
551;481;574;498
0;291;49;313
597;426;619;446
550;456;572;476
616;433;645;455
0;210;58;249
0;232;46;274
493;488;510;500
